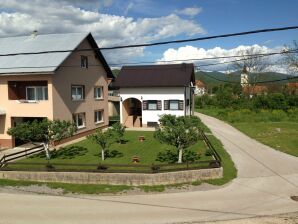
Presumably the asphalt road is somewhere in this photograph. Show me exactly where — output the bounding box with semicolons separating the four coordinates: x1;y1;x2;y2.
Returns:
0;113;297;224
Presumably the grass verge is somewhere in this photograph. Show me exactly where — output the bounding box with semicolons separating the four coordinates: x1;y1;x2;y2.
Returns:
198;107;298;157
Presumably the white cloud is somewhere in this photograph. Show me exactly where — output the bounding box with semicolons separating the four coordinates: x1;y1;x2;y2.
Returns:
175;7;202;17
0;0;205;64
157;45;287;72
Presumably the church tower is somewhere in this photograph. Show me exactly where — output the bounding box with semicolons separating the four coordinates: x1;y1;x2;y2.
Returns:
240;65;249;87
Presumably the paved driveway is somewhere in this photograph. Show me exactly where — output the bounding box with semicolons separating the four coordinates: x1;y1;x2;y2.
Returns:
0;113;297;224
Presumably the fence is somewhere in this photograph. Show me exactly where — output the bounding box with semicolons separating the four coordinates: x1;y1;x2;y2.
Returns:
0;144;44;168
0;129;221;174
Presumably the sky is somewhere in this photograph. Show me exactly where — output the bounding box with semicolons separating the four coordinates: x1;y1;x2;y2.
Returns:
0;0;297;72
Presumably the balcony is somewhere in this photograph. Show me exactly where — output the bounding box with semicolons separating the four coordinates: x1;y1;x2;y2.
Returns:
8;81;48;103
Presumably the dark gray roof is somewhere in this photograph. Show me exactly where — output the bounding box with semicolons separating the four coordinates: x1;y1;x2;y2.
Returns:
114;63;195;88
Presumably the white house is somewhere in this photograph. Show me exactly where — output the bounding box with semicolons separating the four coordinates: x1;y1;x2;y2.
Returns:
194;80;206;95
114;63;195;127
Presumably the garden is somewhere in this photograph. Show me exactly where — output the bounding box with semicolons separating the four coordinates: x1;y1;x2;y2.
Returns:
3;115;223;173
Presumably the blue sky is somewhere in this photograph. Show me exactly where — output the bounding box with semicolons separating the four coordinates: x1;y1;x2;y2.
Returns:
0;0;297;71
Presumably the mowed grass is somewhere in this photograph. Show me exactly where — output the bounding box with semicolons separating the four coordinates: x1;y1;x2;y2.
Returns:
197;107;298;157
9;131;209;170
233;122;298;157
0;126;237;193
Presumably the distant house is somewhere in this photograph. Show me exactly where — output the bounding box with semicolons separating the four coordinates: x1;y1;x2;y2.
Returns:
114;63;195;128
286;82;298;95
242;85;268;96
0;32;113;148
194;80;206;95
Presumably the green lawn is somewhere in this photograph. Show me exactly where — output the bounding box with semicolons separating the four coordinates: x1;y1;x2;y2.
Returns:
0;126;237;193
233;122;298;157
197;107;298;157
8;131;210;171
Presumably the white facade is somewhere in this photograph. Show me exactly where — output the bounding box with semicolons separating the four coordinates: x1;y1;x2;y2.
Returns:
194;86;206;95
241;71;249;87
120;87;192;126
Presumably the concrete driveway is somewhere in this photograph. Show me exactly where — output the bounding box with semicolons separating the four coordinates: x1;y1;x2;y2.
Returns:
0;113;297;224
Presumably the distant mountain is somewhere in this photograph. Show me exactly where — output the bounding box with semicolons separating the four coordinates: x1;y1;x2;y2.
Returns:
195;71;297;86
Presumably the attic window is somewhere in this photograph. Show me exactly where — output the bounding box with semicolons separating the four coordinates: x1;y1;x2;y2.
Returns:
81;56;88;68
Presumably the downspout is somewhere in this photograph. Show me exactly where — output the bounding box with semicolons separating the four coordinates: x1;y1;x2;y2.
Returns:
184;86;186;116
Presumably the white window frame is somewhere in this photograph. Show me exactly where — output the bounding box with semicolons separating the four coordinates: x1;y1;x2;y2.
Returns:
94;86;103;100
94;110;104;124
169;100;179;110
71;85;84;101
74;113;86;129
148;100;158;110
26;86;48;101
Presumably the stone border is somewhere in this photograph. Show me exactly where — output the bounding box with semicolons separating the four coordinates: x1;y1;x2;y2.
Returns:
0;167;222;186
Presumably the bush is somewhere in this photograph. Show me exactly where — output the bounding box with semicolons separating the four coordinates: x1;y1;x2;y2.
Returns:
268;110;287;122
268;93;287;110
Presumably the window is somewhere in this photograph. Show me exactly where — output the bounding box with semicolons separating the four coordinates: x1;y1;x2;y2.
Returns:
148;100;157;110
73;113;86;129
169;100;179;110
26;86;48;101
94;87;103;99
94;110;103;123
81;56;88;68
71;85;84;100
143;100;162;110
164;100;184;110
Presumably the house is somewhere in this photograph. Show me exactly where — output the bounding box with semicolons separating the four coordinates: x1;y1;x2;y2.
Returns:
194;80;206;95
0;32;113;148
242;85;268;96
286;82;298;95
114;63;195;128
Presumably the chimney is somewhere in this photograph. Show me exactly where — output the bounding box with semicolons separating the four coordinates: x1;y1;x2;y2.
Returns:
31;30;38;38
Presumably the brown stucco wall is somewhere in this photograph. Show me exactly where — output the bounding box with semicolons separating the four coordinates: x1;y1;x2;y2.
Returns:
52;38;109;134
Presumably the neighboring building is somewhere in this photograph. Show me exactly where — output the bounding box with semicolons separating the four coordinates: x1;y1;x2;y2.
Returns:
286;82;298;95
114;63;195;128
108;83;120;117
0;32;113;148
240;66;249;87
242;85;268;96
194;80;206;95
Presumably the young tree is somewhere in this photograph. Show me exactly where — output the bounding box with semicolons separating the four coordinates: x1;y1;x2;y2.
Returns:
7;119;76;159
111;122;126;144
87;129;114;161
154;115;201;163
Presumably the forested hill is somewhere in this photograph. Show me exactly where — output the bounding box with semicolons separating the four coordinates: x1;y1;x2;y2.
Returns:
195;71;297;85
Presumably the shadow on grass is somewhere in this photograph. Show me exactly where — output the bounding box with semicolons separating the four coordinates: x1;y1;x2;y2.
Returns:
93;149;123;159
30;146;88;160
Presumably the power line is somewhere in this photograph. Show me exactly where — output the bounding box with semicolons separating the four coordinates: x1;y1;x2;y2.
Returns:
200;70;298;84
0;49;297;70
1;26;298;57
100;26;298;50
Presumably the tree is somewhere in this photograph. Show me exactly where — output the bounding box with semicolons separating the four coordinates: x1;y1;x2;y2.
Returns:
231;46;269;73
215;85;234;108
87;129;114;161
111;122;126;144
230;46;270;95
283;40;298;73
7;119;76;159
154;115;201;163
